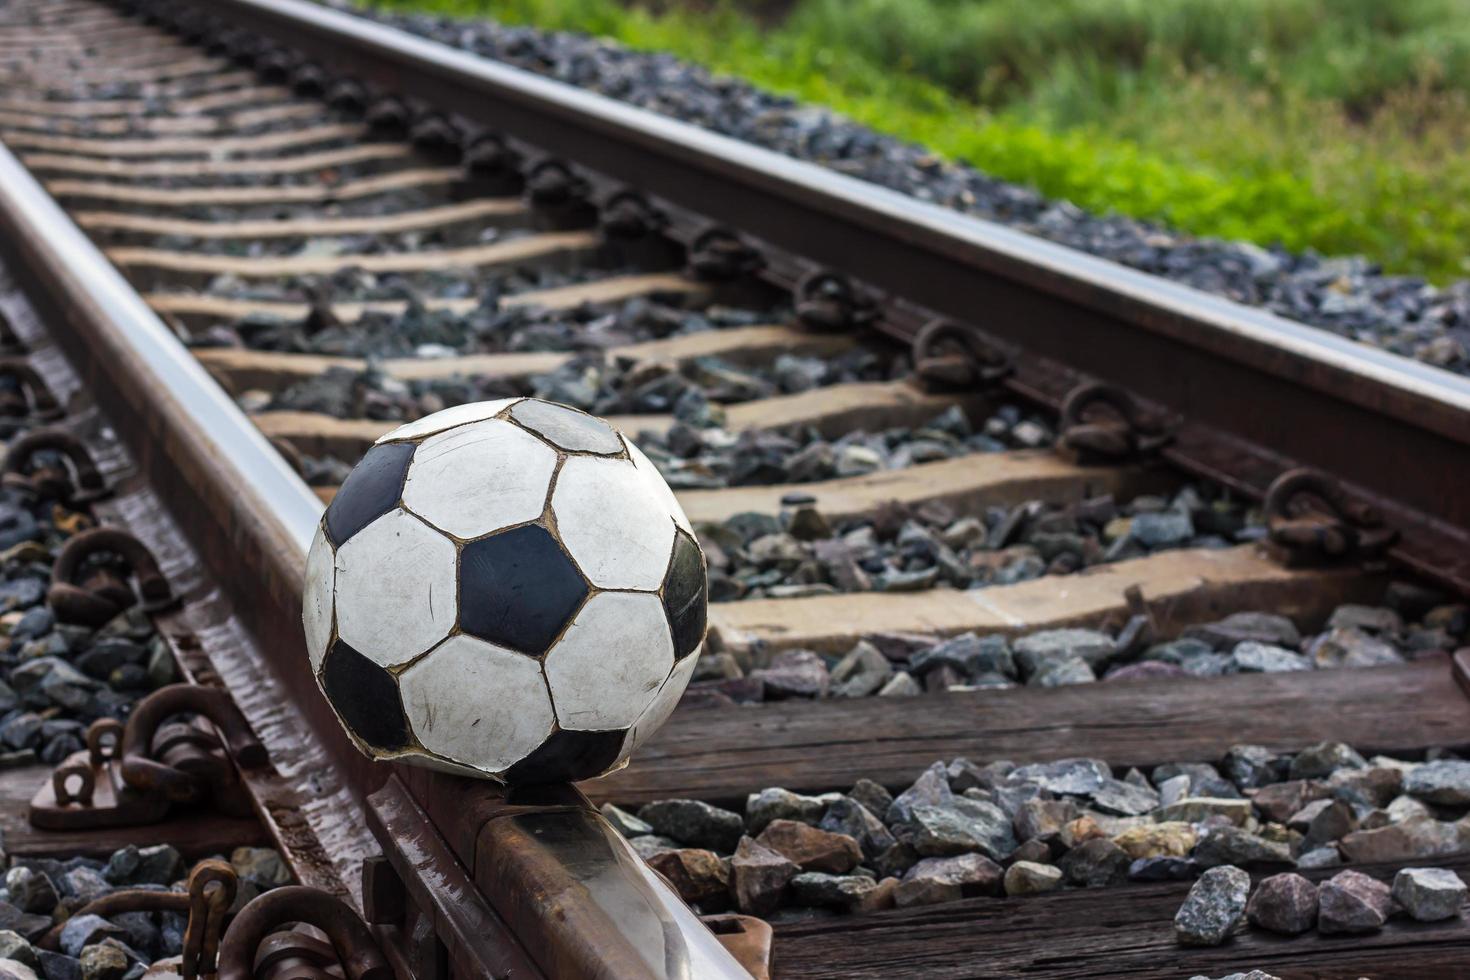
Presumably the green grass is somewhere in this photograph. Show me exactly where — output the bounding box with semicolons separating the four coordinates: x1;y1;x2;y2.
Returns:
364;0;1470;281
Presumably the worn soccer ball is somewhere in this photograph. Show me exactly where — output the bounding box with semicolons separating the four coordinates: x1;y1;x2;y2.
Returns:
300;397;707;783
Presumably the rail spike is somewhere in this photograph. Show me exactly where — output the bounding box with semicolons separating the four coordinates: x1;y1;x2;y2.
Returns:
600;189;666;240
47;526;177;627
463;132;525;194
524;158;595;227
120;683;269;808
686;225;764;281
1;426;109;503
1057;381;1173;464
0;357;64;421
911;318;1013;391
1264;467;1398;566
217;887;392;980
794;269;878;332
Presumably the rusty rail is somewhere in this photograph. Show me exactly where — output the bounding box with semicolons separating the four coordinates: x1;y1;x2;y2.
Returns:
0;141;749;979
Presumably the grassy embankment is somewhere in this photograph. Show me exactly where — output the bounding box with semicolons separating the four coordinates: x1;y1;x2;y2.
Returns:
369;0;1470;281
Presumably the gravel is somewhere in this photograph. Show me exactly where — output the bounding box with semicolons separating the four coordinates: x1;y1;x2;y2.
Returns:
344;2;1470;378
690;586;1462;705
699;482;1258;600
259;335;890;420
0;846;291;976
609;743;1470;921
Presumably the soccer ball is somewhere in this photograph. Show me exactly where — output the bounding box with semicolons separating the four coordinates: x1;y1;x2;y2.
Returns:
300;397;707;783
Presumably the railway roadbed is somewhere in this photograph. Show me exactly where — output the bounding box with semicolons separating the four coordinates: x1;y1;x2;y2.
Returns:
3;0;1470;977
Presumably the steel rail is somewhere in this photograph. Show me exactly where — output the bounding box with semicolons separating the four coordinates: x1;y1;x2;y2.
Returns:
147;0;1470;591
0;138;749;980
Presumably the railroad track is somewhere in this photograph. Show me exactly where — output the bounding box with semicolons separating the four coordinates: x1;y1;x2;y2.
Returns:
1;0;1469;977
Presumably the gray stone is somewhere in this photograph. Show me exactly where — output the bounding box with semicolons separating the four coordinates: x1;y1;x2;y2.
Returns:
819;798;896;859
1153;797;1252;826
1386;793;1433;824
1174;865;1250;946
36;952;80;980
1226;642;1309;673
630;836;681;860
0;934;37;971
1307;627;1404;669
1192;827;1294;868
848;778;893;820
749;649;829;699
1090;778;1160;817
1006;758;1110;797
1183;612;1300;650
1296;845;1342;869
1288;741;1367;780
1391;867;1467;922
788;872;882;911
892;797;1017;861
908;634;1014;680
730;837;797;917
2;871;55;916
1003;860;1063;895
744;788;834;834
230;848;291;889
1327;604;1403;634
1058;838;1130;888
1221;744;1286;789
1012;629;1116;676
895;854;1002;907
1245;872;1318;934
829;642;892;698
638;800;745;852
58;870;108;904
1404;759;1470;805
58;919;125;960
599;803;653;838
103;845;182;887
875;672;921;697
1318;869;1392;934
1130;511;1194;547
1029;656;1095;687
77;940;129;980
1012;798;1079;842
885;763;953;824
0;960;36;980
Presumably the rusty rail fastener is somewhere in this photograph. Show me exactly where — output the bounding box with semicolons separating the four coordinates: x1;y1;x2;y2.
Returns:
911;319;1013;391
794;270;878;332
0;357;63;420
47;527;176;627
686;226;764;281
409;112;462;158
1264;467;1397;566
600;189;665;240
1057;382;1173;463
1;427;108;502
217;887;392;980
121;683;269;806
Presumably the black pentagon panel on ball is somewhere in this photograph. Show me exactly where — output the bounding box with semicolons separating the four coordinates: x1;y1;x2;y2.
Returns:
502;728;625;783
662;528;708;660
323;441;416;547
321;640;410;752
459;523;589;656
510;398;623;455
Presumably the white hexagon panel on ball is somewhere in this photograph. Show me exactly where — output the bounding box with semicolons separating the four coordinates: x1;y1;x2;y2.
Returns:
300;397;708;784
